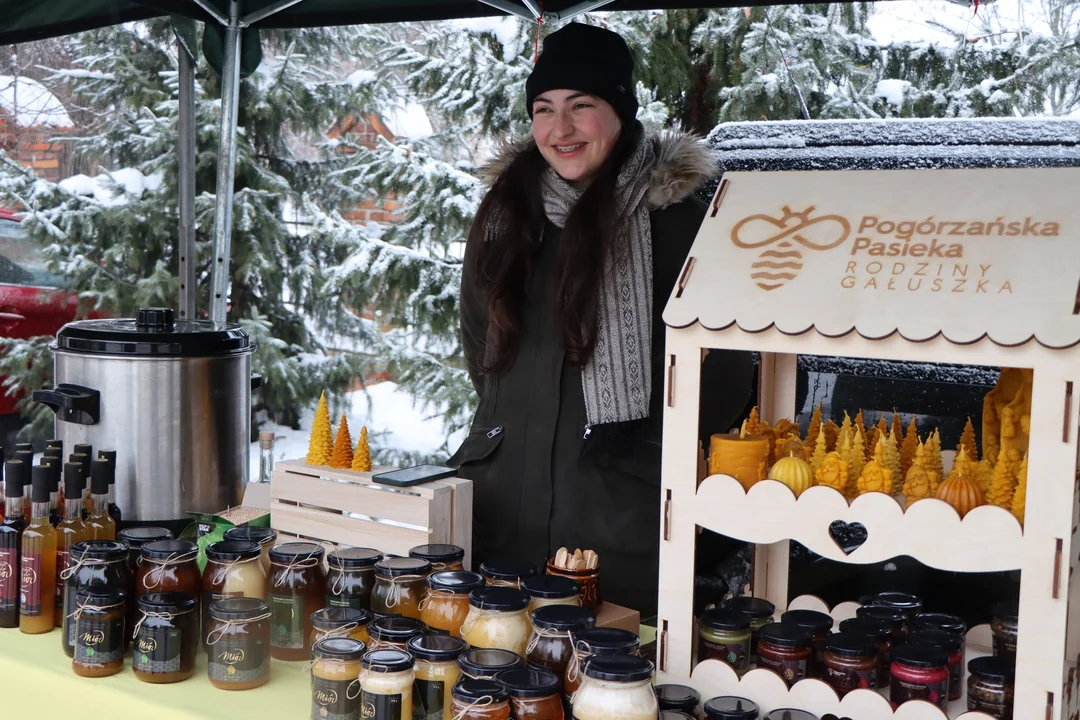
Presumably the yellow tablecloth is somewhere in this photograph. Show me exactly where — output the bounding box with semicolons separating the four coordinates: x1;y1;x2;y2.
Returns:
1;627;310;719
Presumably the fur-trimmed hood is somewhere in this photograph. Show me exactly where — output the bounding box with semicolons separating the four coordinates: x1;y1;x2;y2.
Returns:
478;130;717;210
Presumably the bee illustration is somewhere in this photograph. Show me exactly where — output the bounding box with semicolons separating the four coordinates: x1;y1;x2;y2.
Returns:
730;206;851;291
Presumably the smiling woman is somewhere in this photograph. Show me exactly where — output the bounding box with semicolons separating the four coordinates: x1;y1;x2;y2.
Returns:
448;23;754;616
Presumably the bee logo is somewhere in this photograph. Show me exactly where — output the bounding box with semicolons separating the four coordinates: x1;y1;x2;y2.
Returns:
731;206;851;290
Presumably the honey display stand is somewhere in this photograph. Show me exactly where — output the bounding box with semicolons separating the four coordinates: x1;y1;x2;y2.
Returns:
270;459;473;568
656;167;1080;719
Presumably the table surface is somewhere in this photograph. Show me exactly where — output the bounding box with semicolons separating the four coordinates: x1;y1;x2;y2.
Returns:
2;626;310;719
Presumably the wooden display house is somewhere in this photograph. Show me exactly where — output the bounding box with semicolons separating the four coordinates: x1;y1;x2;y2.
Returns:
656;167;1080;719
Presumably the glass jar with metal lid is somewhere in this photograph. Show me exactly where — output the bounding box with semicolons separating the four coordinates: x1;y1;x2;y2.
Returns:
117;526;172;577
757;622;812;689
527;604;596;691
132;591;198;684
268;542;326;661
914;612;967;679
655;684;700;715
206;596;271;691
451;679;512;720
967;656;1014;719
371;556;431;619
409;633;468;720
311;637;367;720
697;608;752;675
479;556;537;588
71;586;127;678
368;615;425;651
780;609;833;679
726;596;775;662
838;617;893;687
872;591;922;630
136;539;200;611
823;632;878;697
459;647;525;680
909;629;964;701
563;627;640;703
703;696;760;720
310;606;372;648
890;644;949;710
420;570;484;637
360;648;416;720
326;546;381;611
497;667;565;720
409;544;466;572
572;655;657;720
61;540;130;658
856;604;908;648
203;540;266;647
991;601;1019;665
521;575;581;613
223;526;277;575
461;586;532;656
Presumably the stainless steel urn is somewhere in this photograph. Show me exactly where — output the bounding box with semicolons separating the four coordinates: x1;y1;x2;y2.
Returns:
34;307;258;522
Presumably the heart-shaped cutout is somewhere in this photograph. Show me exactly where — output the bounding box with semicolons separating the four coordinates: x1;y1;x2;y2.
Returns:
829;520;868;555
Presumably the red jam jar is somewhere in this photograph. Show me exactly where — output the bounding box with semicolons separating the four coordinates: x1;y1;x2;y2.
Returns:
756;622;812;688
823;632;878;697
856;604;907;647
839;617;894;688
890;643;949;710
872;591;922;631
780;609;833;679
909;629;964;701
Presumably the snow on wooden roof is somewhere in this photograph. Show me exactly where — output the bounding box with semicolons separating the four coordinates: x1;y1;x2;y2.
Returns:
0;75;72;129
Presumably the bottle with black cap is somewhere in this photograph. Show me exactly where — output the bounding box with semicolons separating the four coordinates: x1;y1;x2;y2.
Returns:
14;448;32;510
68;452;90;519
86;458;116;541
14;442;32;453
55;462;90;628
41;454;63;527
98;449;121;526
0;459;27;627
46;439;63;454
73;443;93;514
20;463;57;634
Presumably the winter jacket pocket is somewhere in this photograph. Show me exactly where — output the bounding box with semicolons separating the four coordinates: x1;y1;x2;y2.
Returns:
446;425;504;468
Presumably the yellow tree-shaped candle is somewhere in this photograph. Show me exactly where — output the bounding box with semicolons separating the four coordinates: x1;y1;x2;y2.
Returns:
856;438;893;496
926;430;945;482
806;404;824;451
882;430;902;483
985;451;1017;509
329;414;354;469
891;412;903;450
747;406;762;435
902;440;938;506
815;452;850;495
306;391;334;466
809;425;828;476
959;417;978;462
1011;453;1027;524
352;426;372;472
867;417;888;462
946;446;977;483
900;418;919;477
837;412;852;454
853;410;867;444
975;459;993;495
823;420;840;453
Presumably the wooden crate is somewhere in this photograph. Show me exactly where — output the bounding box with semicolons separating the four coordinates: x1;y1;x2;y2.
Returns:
270;459;473;569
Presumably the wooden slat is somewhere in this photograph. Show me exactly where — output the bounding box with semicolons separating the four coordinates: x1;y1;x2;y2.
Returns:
271;470;442;530
275;460;441;500
270;501;433;558
431;477;474;571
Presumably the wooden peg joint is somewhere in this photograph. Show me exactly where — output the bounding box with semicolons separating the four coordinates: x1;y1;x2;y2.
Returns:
1065;381;1074;443
675;256;696;299
710;178;730;218
1054;537;1063;600
663;489;672;541
1045;691;1054;720
666;355;676;408
658;619;669;672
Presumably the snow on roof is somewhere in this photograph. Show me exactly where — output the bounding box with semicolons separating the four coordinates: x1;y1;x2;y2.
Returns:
0;75;72;128
58;167;163;206
382;103;433;140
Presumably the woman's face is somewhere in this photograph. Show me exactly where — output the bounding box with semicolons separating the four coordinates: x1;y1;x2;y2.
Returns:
532;90;622;188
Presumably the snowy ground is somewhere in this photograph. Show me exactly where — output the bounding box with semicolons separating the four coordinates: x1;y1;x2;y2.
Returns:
248;381;466;480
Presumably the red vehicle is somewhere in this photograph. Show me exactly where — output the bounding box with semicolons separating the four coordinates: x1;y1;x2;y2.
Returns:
0;208;97;445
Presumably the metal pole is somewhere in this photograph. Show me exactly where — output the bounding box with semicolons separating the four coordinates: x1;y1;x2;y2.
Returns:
209;0;242;324
545;0;616;22
475;0;535;20
177;40;197;321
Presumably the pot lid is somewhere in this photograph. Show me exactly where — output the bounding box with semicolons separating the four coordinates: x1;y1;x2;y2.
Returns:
55;307;252;357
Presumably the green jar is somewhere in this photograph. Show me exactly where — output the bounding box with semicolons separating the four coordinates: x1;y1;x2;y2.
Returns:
726;596;775;663
697;608;752;676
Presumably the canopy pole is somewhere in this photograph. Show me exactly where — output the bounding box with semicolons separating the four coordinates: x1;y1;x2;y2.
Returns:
177;38;197;322
209;0;242;324
475;0;535;20
543;0;615;22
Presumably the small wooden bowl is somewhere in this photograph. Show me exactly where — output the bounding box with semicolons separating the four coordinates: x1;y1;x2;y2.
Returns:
546;559;602;609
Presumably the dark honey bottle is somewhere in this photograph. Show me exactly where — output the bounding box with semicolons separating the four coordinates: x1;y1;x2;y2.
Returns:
98;450;122;527
0;459;28;628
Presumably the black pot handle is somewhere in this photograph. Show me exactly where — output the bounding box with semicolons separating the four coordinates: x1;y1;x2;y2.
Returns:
33;383;101;425
251;373;264;391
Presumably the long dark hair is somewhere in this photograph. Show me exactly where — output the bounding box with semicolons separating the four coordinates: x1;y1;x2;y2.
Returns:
469;121;645;375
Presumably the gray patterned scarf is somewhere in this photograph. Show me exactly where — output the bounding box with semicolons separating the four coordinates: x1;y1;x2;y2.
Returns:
541;135;656;426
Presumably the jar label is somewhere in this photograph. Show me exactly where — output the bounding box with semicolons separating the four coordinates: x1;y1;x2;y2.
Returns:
74;616;124;665
824;664;877;696
134;627;183;673
55;549;70;609
757;654;808;688
209;635;269;684
700;637;749;671
203;590;241;629
19;553;42;616
968;692;1012;718
993;633;1016;660
0;548;16;613
412;679;444;719
312;676;359;720
270;593;305;649
891;676;948;709
361;690;402;720
326;594;367;612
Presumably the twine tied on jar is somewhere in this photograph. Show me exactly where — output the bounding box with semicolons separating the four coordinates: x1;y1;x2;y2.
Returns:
205;611;272;646
526;627;571;655
488;579;521;589
384;574;426;609
67;599;126;623
565;640;595;683
270;555;321;588
418;589;459;612
211;554;262;586
143;550;200;589
60;555;125;581
313;622;360;644
452;695;495;720
131;605;195;639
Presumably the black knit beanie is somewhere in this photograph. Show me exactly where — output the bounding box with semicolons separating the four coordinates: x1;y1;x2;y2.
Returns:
525;23;638;126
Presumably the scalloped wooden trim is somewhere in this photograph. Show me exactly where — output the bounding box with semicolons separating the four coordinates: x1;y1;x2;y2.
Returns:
694;475;1023;572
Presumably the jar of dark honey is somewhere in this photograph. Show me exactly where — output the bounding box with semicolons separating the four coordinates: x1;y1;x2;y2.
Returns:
206;597;271;691
132;591;198;684
371;556;431;619
61;540;130;658
496;667;565;720
71;586;127;678
268;542;326;661
326;546;381;611
527;604;596;693
137;540;201;617
368;615;425;651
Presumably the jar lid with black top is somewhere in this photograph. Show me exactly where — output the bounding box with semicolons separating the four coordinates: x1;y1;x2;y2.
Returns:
654;684;700;712
521;575;580;599
374;556;431;578
572;627;640;655
407;633;468;662
856;604;907;628
478;557;538;583
71;540;128;562
780;609;834;634
914;612;966;636
312;607;372;631
428;571;484;594
137;591;197;614
313;637;367;661
369;616;425;643
873;591;922;615
968;656;1015;681
583;654;653;682
909;629;962;653
763;710;818;720
704;696;760;720
531;604;596;631
118;526;173;549
726;597;775;620
409;544;465;564
838;617;893;640
892;643;948;668
223;526;277;547
362;648;414;672
269;542;325;564
701;608;752;632
210;596;269;620
495;667;561;698
459;648;524;679
758;622;811;648
328;547;381;569
824;632;878;658
141;539;198;560
468;587;530;611
453;679;510;703
205;540;260;561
